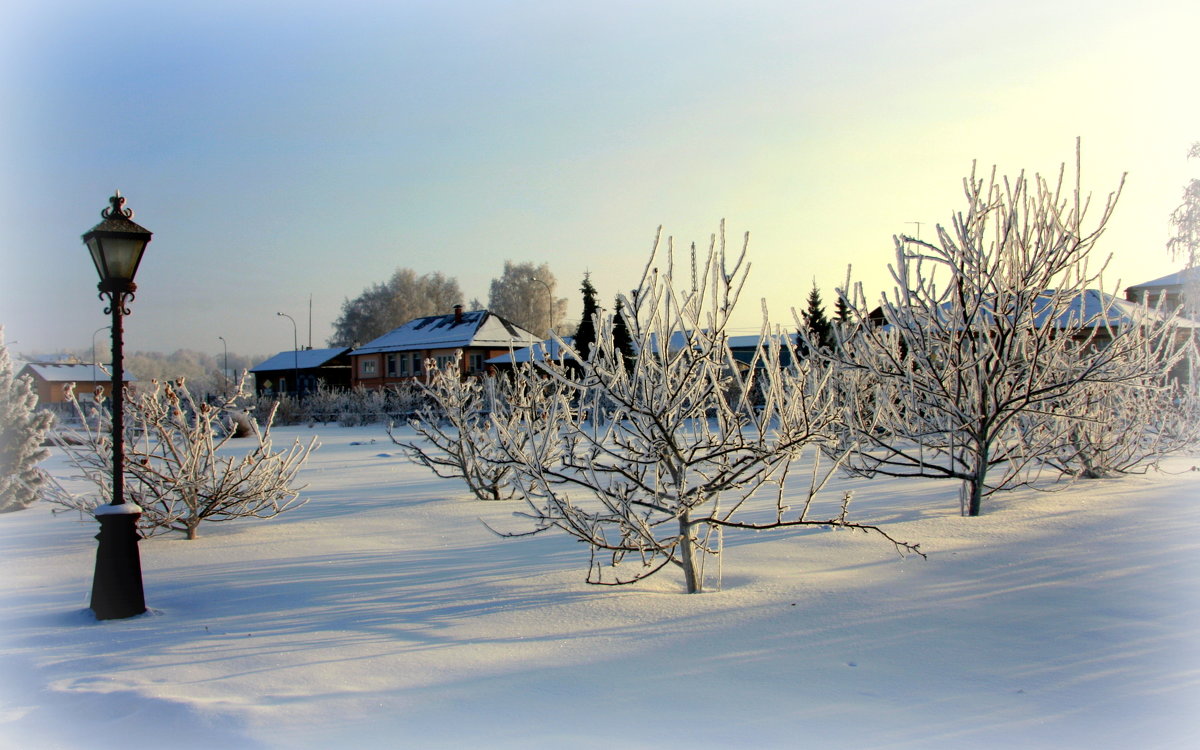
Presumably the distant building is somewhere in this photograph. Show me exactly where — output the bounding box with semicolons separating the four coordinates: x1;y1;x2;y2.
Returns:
1124;267;1200;316
249;347;352;397
350;306;537;388
18;362;134;408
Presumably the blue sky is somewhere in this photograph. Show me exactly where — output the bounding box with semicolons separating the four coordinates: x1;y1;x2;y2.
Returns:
2;0;1196;358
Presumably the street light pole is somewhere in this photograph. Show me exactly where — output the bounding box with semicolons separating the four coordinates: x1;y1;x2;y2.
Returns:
276;312;299;397
218;335;229;400
528;276;553;336
92;325;110;383
82;191;152;621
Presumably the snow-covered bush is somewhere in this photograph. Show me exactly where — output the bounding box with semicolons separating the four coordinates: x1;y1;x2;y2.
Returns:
0;328;53;513
255;382;426;427
395;355;565;501
1041;373;1200;478
392;356;516;501
476;225;921;594
817;148;1188;516
46;376;317;539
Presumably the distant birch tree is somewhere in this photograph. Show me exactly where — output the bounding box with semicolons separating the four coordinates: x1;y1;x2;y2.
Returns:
477;225;921;594
1168;143;1200;278
817;146;1186;516
487;261;568;339
330;268;463;347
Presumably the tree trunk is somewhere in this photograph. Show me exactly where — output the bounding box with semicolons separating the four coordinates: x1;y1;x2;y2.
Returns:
679;511;702;593
965;451;987;517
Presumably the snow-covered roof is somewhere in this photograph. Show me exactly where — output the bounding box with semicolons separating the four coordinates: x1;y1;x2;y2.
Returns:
352;310;537;356
727;333;797;349
1125;266;1200;292
901;289;1199;331
486;337;576;365
488;330;745;366
20;363;134;383
250;347;350;373
1030;289;1197;329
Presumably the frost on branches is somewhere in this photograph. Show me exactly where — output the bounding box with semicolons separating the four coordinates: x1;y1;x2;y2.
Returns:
46;376;317;539
0;328;53;513
819;147;1189;516
475;225;921;594
392;357;515;501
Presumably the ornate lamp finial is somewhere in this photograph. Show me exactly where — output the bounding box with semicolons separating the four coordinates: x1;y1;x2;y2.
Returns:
102;190;133;220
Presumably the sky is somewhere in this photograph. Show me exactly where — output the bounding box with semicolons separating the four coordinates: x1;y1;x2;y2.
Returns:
1;0;1197;359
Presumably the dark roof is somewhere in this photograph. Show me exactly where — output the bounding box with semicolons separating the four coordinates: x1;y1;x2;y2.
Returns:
250;347;351;373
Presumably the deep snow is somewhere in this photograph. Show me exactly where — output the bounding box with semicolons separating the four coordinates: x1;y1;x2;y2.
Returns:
2;425;1199;749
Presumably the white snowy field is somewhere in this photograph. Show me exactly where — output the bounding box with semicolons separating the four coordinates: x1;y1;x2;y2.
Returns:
2;425;1200;750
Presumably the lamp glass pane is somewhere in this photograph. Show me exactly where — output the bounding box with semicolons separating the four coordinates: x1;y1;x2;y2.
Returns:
85;236;107;281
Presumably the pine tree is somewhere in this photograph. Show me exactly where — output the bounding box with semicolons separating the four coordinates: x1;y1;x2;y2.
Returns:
573;273;599;362
0;328;54;513
833;293;851;324
610;296;635;370
799;282;834;355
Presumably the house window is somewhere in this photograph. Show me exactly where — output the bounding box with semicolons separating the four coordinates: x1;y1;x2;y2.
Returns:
360;358;377;376
468;352;484;373
386;354;397;377
399;354;410;377
435;354;455;371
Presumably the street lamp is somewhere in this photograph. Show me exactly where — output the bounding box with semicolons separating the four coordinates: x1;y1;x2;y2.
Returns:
276;312;299;397
528;276;553;335
82;191;151;620
218;335;229;400
92;325;110;383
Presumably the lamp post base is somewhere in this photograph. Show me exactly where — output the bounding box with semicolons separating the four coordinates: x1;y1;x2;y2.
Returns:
89;505;147;620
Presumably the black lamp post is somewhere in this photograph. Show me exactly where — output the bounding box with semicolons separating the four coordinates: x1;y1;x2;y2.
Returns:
82;191;151;620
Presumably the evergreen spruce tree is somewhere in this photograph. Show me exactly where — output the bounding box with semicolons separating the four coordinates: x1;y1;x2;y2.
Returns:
833;293;851;324
799;282;834;355
611;296;635;370
0;329;53;513
573;273;599;362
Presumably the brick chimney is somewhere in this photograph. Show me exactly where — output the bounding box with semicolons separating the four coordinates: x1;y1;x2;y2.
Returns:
454;304;463;324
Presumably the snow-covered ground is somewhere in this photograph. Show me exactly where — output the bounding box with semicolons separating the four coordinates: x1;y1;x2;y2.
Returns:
2;424;1199;749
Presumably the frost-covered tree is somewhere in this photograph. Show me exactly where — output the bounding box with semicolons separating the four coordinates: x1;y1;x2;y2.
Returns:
819;148;1187;516
46;377;317;539
330;268;462;346
573;273;599;362
1168;142;1200;278
394;352;574;501
479;225;921;593
1041;374;1200;478
487;261;568;339
0;328;53;513
392;356;521;501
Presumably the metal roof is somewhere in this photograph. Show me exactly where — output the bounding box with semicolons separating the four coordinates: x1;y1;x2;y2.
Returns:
249;347;350;373
351;310;537;356
20;363;134;382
